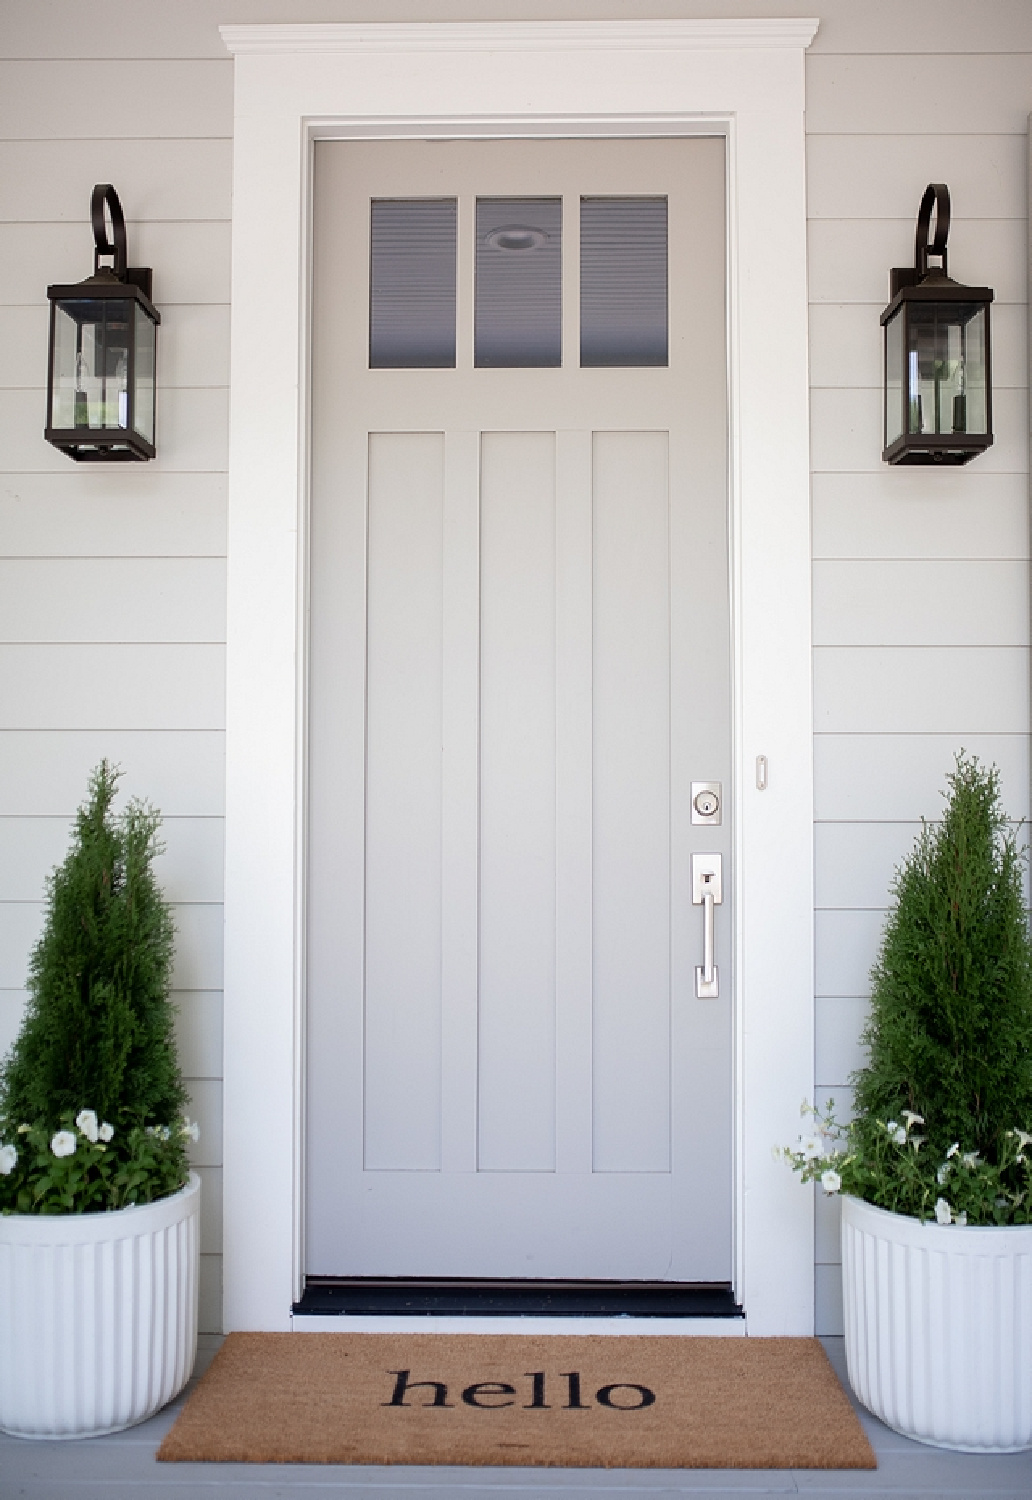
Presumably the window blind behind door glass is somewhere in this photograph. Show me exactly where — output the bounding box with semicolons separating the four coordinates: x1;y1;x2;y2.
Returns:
369;199;457;369
580;197;668;367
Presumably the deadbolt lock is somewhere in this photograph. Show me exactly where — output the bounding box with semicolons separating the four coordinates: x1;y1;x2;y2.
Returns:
691;782;722;825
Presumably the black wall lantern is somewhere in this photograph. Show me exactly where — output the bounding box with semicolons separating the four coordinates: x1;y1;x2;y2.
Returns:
881;183;993;465
45;185;159;461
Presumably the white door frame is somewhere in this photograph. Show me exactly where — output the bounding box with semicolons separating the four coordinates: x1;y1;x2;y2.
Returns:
220;19;818;1336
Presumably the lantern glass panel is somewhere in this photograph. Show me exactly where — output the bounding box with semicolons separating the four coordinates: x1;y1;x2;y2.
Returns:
884;305;904;447
133;302;156;444
51;298;131;431
906;302;988;439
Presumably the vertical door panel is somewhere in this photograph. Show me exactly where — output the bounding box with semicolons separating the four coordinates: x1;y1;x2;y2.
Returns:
364;432;444;1170
478;431;557;1171
591;431;672;1173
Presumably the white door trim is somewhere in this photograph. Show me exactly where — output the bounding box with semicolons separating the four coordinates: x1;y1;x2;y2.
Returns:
220;19;818;1335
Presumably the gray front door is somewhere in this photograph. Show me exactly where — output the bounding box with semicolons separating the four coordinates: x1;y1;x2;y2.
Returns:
306;136;732;1280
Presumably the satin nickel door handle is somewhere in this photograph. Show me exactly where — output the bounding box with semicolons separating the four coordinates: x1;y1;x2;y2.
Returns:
692;853;723;999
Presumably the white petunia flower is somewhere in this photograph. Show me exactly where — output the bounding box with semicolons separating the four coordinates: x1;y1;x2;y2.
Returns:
820;1169;842;1194
961;1151;980;1169
796;1133;823;1161
181;1118;200;1143
946;1142;960;1159
937;1163;950;1185
934;1197;952;1225
75;1109;99;1143
901;1110;924;1128
98;1122;114;1143
888;1124;907;1145
0;1143;17;1174
51;1130;77;1158
955;1212;968;1227
1014;1129;1032;1150
909;1135;925;1153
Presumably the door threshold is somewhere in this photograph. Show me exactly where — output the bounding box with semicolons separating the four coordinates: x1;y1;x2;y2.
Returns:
293;1278;743;1319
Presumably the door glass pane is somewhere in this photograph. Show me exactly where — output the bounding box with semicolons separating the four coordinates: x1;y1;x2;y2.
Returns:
475;197;561;368
581;197;668;367
369;199;456;368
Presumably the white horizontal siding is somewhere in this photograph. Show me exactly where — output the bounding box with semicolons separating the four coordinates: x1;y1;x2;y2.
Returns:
0;140;232;222
808;219;1026;305
0;731;225;813
812;472;1029;559
0;61;232;140
0;221;232;306
0;475;227;557
814;733;1030;821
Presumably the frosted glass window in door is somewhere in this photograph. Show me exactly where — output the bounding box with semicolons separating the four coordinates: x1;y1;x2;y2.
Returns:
475;198;561;367
580;197;668;367
369;199;457;368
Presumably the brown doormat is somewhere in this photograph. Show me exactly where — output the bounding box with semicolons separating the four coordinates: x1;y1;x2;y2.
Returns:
158;1333;875;1469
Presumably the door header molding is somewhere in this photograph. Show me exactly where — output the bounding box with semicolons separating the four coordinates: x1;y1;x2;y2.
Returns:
220;17;817;1340
222;20;820;55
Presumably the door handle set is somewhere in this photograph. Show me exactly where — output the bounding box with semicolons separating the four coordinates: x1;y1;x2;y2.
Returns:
691;853;723;999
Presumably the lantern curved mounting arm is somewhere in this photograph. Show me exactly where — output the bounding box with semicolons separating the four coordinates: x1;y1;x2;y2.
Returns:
915;182;950;280
91;184;128;281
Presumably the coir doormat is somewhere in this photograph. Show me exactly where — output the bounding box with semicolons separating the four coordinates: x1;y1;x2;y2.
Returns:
157;1333;875;1469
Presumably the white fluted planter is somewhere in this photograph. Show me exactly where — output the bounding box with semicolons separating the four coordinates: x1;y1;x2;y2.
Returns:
841;1193;1032;1452
0;1172;200;1439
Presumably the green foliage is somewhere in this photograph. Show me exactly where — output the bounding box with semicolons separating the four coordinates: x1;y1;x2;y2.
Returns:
782;754;1032;1225
0;762;192;1214
853;754;1032;1167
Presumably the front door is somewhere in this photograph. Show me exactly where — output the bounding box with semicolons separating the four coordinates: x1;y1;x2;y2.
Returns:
306;136;730;1282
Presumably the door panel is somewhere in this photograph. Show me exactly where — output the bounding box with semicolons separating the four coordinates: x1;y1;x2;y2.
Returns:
307;136;730;1281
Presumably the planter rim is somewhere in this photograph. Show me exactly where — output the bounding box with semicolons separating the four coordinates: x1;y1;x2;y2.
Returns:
841;1190;1032;1248
0;1169;199;1240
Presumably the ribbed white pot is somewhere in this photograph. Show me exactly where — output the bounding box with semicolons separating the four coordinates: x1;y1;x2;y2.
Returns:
841;1193;1032;1452
0;1172;200;1439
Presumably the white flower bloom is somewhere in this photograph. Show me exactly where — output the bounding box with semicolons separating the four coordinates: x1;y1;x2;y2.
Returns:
901;1110;924;1128
886;1120;898;1133
181;1118;200;1143
796;1133;823;1161
961;1151;980;1169
955;1212;968;1227
934;1197;952;1225
936;1163;950;1185
946;1142;960;1159
0;1143;17;1175
909;1135;925;1153
51;1130;77;1158
820;1169;842;1195
160;1125;170;1141
890;1125;907;1145
98;1122;114;1143
75;1109;99;1143
1014;1129;1032;1150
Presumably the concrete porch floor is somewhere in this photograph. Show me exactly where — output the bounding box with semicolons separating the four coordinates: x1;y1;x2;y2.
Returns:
2;1336;1030;1499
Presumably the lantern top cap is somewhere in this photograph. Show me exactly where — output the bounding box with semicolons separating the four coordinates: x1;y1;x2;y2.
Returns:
45;184;158;316
881;181;994;320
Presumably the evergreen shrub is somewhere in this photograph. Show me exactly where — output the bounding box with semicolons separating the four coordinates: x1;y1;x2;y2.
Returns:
783;754;1032;1225
0;762;197;1214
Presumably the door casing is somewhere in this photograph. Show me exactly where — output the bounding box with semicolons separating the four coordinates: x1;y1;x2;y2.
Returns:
220;19;818;1336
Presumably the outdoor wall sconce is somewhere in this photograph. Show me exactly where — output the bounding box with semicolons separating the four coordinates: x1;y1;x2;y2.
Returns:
45;185;159;461
881;183;993;465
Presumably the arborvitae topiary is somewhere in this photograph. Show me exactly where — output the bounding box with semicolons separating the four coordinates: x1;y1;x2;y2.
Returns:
852;754;1032;1164
0;761;187;1135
